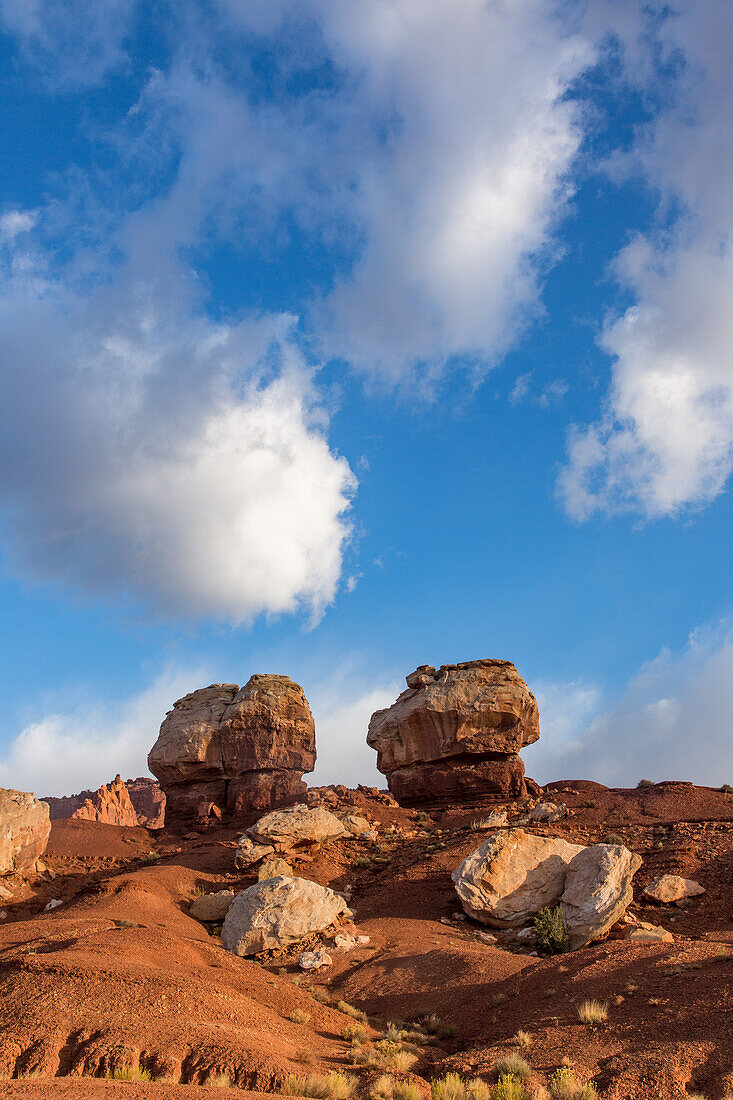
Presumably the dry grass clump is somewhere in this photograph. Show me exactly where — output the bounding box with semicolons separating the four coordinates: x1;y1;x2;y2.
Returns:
547;1068;597;1099
343;1023;369;1043
512;1031;532;1050
310;986;331;1004
494;1055;531;1081
432;1074;466;1100
107;1066;154;1082
391;1049;418;1073
432;1073;534;1100
466;1079;492;1100
337;1000;369;1024
283;1072;355;1099
491;1078;531;1100
420;1014;456;1039
371;1075;423;1100
206;1072;234;1088
296;1049;316;1067
290;1009;313;1025
576;1000;607;1025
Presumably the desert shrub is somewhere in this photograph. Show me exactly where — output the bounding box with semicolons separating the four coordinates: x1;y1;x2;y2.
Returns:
604;834;625;846
491;1077;530;1100
337;1000;369;1023
393;1082;422;1100
512;1031;532;1050
283;1073;355;1099
577;1085;598;1099
290;1009;312;1025
416;811;431;825
548;1069;576;1099
533;906;570;955
637;779;654;788
721;784;733;794
108;1066;153;1081
466;1079;492;1100
391;1050;418;1073
432;1073;466;1100
354;856;372;868
343;1023;369;1043
296;1050;316;1067
310;986;330;1004
577;1000;607;1025
206;1072;234;1088
494;1055;531;1081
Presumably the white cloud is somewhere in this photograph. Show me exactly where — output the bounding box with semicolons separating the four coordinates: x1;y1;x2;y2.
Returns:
0;209;37;241
0;248;355;621
0;667;204;797
559;1;733;520
309;675;401;789
524;620;733;788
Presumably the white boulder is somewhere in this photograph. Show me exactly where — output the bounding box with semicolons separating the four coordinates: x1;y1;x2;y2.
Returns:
248;804;347;852
221;875;350;956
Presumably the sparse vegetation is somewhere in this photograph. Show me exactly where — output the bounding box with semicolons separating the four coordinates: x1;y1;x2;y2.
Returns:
493;1054;531;1081
206;1072;234;1088
577;1000;607;1025
107;1066;154;1081
290;1008;312;1025
390;1049;418;1073
283;1073;355;1099
512;1030;532;1049
604;833;625;846
637;779;654;788
337;1000;369;1023
491;1078;530;1100
432;1073;466;1100
548;1068;576;1099
343;1023;369;1043
296;1049;316;1067
371;1075;422;1100
533;906;570;955
466;1079;492;1100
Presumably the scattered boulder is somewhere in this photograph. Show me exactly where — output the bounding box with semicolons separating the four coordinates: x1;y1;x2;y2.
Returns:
625;922;673;943
339;813;372;837
452;828;584;927
221;876;349;956
44;899;62;911
148;676;316;827
298;948;332;971
367;660;540;805
44;774;138;828
452;828;642;948
478;810;508;829
248;804;346;852
258;857;293;881
643;875;705;904
234;837;275;869
190;890;235;922
0;789;51;877
560;843;643;949
334;932;356;949
530;802;568;823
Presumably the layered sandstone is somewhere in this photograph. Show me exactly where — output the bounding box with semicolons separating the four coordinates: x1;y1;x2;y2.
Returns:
148;675;315;827
45;775;138;827
367;659;539;804
126;778;166;829
0;789;51;876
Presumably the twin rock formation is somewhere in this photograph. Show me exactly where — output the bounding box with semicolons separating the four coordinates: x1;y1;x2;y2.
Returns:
149;659;538;825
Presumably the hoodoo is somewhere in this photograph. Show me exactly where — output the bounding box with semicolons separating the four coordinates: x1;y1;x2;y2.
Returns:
148;675;316;827
367;659;539;804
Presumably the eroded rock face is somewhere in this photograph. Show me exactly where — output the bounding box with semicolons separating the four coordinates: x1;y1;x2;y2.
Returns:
367;660;539;804
0;789;51;876
452;828;642;948
126;778;166;829
221;876;348;956
148;676;316;827
45;775;138;828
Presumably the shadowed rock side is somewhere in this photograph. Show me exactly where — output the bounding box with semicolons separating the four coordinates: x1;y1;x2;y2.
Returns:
367;659;539;804
148;676;316;828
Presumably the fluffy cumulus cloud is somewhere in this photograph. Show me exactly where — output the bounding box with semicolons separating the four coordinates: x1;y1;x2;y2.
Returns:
308;675;400;788
216;0;595;385
559;1;733;520
524;620;733;787
0;234;355;621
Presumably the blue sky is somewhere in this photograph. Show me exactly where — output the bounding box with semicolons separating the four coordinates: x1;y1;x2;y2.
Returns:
0;0;731;796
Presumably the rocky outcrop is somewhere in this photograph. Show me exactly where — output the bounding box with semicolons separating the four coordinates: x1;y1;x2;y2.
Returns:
0;789;51;876
148;676;316;827
247;804;346;852
367;659;539;804
452;828;642;949
45;776;166;829
125;778;166;829
221;876;349;956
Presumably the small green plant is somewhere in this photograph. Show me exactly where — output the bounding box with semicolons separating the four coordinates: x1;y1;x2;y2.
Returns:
416;811;431;826
577;999;607;1025
637;778;654;788
290;1008;312;1025
604;833;625;846
354;856;372;868
721;784;733;794
493;1055;531;1081
432;1073;466;1100
533;906;570;955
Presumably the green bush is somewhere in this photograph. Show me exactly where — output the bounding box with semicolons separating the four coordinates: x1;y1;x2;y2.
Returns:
637;778;654;788
533;906;570;955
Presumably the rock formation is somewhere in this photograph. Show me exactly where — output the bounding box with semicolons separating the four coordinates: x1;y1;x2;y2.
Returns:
44;776;166;829
0;789;51;876
221;875;349;956
452;827;642;949
367;659;540;804
148;675;316;827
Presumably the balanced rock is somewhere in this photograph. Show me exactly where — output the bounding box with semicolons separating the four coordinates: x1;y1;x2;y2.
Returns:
367;660;539;804
452;828;584;927
0;789;51;877
190;890;235;922
248;804;346;852
452;828;642;949
221;876;349;956
148;676;315;827
643;874;705;904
